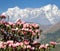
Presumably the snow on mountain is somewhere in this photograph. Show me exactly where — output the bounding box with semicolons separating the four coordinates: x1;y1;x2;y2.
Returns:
2;4;60;25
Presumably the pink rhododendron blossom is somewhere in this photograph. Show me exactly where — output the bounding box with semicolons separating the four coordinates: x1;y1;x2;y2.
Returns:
9;44;13;47
8;22;13;25
23;23;29;28
31;47;35;50
1;45;6;48
24;40;30;45
23;45;26;49
0;13;6;19
50;41;57;45
12;44;17;48
27;45;31;49
45;44;49;48
15;42;20;46
39;44;45;49
16;22;20;25
35;29;39;33
32;31;35;36
7;40;13;44
19;42;24;46
32;41;38;44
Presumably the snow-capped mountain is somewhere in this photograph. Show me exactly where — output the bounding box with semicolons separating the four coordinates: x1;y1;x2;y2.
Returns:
2;4;60;25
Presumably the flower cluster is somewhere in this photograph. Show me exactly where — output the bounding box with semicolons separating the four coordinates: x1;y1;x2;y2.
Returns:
0;40;57;51
0;14;6;21
0;19;41;42
0;19;56;51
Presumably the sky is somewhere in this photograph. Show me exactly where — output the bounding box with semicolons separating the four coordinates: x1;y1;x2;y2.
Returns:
0;0;60;13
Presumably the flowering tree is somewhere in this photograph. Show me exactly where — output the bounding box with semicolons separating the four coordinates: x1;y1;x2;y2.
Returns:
0;15;57;51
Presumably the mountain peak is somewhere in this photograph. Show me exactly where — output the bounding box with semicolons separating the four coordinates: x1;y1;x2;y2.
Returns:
2;4;60;25
43;4;52;11
42;4;58;12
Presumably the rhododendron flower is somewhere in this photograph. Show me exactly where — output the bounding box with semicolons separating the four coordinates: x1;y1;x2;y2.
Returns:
1;13;6;17
0;20;5;24
11;28;17;31
27;45;31;49
32;41;38;44
31;47;35;50
29;29;32;32
16;22;20;25
35;24;39;28
24;40;30;45
11;23;15;28
9;43;13;47
7;40;13;44
0;45;2;48
0;42;3;45
1;45;6;49
32;31;35;36
3;42;7;45
0;14;6;19
32;41;40;47
12;43;17;48
50;41;57;45
45;44;50;48
29;25;32;29
39;44;45;49
23;23;29;28
0;42;3;48
12;42;20;48
35;29;39;33
50;41;57;48
31;23;36;26
15;42;20;46
5;24;10;27
8;22;13;25
16;27;18;30
22;28;29;31
31;23;39;28
23;45;26;49
19;42;24;46
0;42;6;48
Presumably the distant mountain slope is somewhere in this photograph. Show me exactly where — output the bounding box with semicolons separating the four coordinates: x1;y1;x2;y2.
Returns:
43;22;60;34
41;29;60;42
40;23;60;51
41;29;60;51
39;25;51;31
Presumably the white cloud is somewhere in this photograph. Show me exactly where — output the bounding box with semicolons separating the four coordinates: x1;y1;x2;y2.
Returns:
2;4;60;25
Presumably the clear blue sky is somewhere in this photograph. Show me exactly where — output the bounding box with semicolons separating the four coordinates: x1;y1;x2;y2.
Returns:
0;0;60;13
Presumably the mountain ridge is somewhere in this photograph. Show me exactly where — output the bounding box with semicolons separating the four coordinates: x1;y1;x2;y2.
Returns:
2;4;60;25
42;22;60;34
